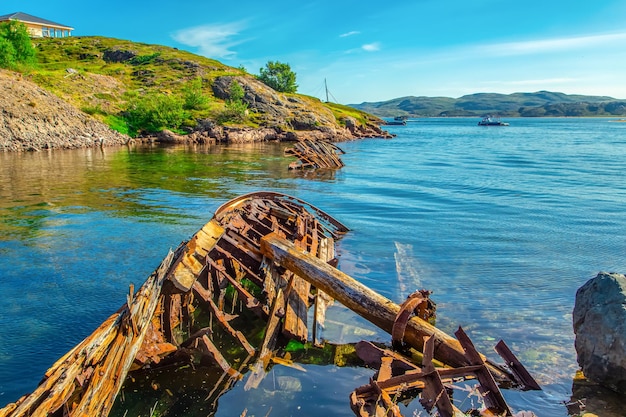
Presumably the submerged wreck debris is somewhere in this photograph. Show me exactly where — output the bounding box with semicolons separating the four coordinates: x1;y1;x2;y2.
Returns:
351;328;520;417
284;138;345;169
0;191;539;417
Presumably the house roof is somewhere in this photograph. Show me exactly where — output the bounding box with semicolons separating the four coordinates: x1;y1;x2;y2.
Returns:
0;12;73;30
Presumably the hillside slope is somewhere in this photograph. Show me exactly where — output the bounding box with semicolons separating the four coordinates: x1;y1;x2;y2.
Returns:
14;36;389;147
0;69;129;152
352;91;626;117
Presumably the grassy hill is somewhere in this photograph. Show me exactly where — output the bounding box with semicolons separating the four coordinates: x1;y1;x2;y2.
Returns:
24;36;381;137
352;91;626;118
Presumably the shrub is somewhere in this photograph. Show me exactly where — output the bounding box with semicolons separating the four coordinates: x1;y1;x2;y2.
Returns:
257;61;297;93
124;93;188;135
129;52;161;65
217;81;249;124
0;21;37;69
182;77;209;110
105;114;131;136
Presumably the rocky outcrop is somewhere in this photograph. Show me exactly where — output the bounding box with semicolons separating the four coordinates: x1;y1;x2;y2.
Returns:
0;70;129;152
210;76;392;142
573;272;626;394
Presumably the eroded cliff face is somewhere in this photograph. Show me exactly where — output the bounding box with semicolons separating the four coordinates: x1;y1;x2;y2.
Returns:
0;70;130;152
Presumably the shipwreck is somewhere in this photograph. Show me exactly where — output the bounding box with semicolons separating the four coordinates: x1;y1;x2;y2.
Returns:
0;191;540;417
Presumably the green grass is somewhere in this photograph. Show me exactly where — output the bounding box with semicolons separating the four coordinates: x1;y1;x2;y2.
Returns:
23;35;381;135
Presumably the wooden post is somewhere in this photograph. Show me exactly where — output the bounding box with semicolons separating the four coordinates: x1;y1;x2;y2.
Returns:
260;233;514;384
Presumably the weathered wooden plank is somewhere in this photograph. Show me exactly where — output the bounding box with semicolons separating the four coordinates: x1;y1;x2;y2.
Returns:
282;275;310;342
197;335;241;378
259;233;515;385
244;287;286;390
192;281;256;356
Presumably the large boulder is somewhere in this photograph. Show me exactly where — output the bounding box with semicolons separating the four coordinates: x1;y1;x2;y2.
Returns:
573;272;626;393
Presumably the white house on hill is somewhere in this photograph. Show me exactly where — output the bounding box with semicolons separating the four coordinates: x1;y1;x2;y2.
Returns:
0;12;73;37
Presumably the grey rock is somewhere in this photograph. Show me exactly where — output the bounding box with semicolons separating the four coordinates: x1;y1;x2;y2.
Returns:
573;272;626;393
102;49;137;63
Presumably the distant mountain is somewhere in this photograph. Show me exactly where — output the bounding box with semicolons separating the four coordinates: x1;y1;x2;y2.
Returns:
350;91;626;118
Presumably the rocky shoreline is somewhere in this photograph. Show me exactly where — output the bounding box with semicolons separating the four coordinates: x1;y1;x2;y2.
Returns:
1;70;391;153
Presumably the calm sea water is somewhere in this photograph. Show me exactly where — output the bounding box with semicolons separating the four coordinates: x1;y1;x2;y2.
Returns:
1;117;625;416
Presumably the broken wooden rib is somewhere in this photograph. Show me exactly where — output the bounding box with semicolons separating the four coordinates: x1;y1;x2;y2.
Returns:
284;139;345;169
0;191;538;417
0;192;348;417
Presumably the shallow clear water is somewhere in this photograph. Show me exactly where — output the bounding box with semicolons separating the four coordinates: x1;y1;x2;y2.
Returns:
1;118;625;416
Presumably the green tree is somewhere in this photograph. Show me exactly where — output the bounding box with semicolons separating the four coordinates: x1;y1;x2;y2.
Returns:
0;21;36;69
257;61;297;93
0;37;16;68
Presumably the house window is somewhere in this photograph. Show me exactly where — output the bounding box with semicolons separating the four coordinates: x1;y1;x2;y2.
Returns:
42;27;50;37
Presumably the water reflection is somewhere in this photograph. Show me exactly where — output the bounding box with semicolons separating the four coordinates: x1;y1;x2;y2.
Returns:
2;119;626;415
0;143;295;241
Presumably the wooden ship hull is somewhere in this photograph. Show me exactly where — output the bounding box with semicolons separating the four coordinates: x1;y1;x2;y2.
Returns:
0;191;538;417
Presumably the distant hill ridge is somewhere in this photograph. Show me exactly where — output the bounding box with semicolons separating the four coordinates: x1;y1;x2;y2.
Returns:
350;91;626;118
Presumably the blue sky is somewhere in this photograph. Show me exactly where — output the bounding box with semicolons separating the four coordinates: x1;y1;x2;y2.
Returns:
4;0;626;103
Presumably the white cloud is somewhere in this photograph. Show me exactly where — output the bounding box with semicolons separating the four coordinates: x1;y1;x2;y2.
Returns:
362;42;381;52
172;22;246;59
340;31;360;38
480;32;626;56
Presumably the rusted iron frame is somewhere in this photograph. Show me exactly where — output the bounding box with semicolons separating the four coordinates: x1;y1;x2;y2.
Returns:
354;341;425;379
392;291;432;351
371;381;403;417
418;335;458;417
495;340;541;391
354;335;506;417
355;329;518;417
454;327;512;416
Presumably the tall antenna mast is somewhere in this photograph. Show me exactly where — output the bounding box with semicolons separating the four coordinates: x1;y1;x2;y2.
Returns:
325;78;329;103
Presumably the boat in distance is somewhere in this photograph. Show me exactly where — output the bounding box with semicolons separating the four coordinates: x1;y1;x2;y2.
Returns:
386;116;408;125
478;116;509;126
